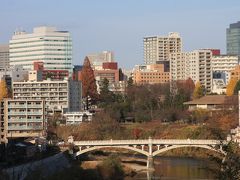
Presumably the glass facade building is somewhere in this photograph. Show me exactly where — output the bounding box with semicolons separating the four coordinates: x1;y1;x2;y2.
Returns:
227;21;240;56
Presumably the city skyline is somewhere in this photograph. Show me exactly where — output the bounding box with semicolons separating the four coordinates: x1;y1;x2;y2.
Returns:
0;0;240;69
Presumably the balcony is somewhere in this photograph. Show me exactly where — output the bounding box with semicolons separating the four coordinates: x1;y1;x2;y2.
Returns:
8;125;43;130
8;119;43;123
8;112;26;115
27;112;43;115
27;105;43;108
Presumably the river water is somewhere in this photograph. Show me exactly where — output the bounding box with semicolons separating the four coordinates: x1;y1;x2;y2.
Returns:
134;156;216;180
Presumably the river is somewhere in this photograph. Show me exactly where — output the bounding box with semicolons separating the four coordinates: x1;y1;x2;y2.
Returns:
133;156;216;180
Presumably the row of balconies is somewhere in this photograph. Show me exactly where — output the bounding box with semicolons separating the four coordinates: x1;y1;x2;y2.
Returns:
8;125;43;130
8;118;43;123
8;111;43;115
8;105;43;108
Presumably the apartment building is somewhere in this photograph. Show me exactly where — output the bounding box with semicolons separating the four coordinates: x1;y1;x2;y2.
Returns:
212;55;239;93
0;99;45;143
170;50;212;92
132;64;169;84
169;52;186;81
0;44;9;69
9;26;72;72
12;79;82;113
144;32;182;64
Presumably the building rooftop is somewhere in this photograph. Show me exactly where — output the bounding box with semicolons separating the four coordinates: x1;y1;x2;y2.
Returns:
184;95;237;105
229;21;240;29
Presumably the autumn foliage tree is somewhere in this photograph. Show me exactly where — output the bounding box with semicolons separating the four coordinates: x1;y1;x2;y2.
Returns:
226;78;238;96
81;57;98;109
0;80;9;101
176;78;195;100
193;81;204;99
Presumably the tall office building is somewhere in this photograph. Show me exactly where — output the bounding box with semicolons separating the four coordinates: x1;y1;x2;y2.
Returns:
227;21;240;56
144;32;182;64
0;44;9;69
9;26;72;72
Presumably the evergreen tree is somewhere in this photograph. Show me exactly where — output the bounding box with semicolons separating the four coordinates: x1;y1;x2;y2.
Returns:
100;78;114;106
226;78;237;96
119;68;124;81
0;80;8;101
127;77;133;87
193;81;204;99
233;80;240;95
81;57;98;109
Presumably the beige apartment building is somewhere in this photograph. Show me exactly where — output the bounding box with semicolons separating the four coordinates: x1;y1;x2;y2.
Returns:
170;50;212;92
0;99;45;143
12;79;82;113
133;64;169;84
144;32;182;64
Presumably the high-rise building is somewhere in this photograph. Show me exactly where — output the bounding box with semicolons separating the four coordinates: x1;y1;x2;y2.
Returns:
9;26;72;72
170;50;212;92
87;51;114;70
227;21;240;56
0;44;9;69
144;32;182;64
169;52;187;81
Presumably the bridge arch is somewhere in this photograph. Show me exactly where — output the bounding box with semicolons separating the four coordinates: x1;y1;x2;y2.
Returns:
75;145;149;157
152;144;226;157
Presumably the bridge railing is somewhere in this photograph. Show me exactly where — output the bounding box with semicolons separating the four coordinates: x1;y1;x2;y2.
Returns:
72;139;225;146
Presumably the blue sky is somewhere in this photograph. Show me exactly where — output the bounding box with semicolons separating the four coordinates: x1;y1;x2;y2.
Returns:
0;0;240;69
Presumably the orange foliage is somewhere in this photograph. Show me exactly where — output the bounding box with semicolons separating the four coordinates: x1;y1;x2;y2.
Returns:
226;78;237;96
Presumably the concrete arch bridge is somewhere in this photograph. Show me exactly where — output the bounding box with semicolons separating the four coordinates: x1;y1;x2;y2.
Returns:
70;137;227;169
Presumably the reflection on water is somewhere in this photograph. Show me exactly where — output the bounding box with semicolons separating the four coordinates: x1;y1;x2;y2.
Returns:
134;156;216;180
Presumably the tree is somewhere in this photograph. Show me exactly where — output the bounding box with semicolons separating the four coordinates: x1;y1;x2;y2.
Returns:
0;80;9;101
213;142;240;179
81;57;98;109
193;81;204;99
233;80;240;95
226;78;237;96
99;78;115;106
119;68;124;81
127;77;133;87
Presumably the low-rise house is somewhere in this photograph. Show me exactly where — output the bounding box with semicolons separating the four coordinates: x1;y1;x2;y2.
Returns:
183;95;237;111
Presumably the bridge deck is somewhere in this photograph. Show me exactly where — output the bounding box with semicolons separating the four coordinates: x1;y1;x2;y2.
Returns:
73;139;225;146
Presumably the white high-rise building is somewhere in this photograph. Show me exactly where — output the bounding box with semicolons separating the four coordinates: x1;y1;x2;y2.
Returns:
9;26;72;72
170;50;212;92
144;32;182;64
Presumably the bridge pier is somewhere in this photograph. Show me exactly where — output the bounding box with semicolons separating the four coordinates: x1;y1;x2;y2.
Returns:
147;155;154;170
